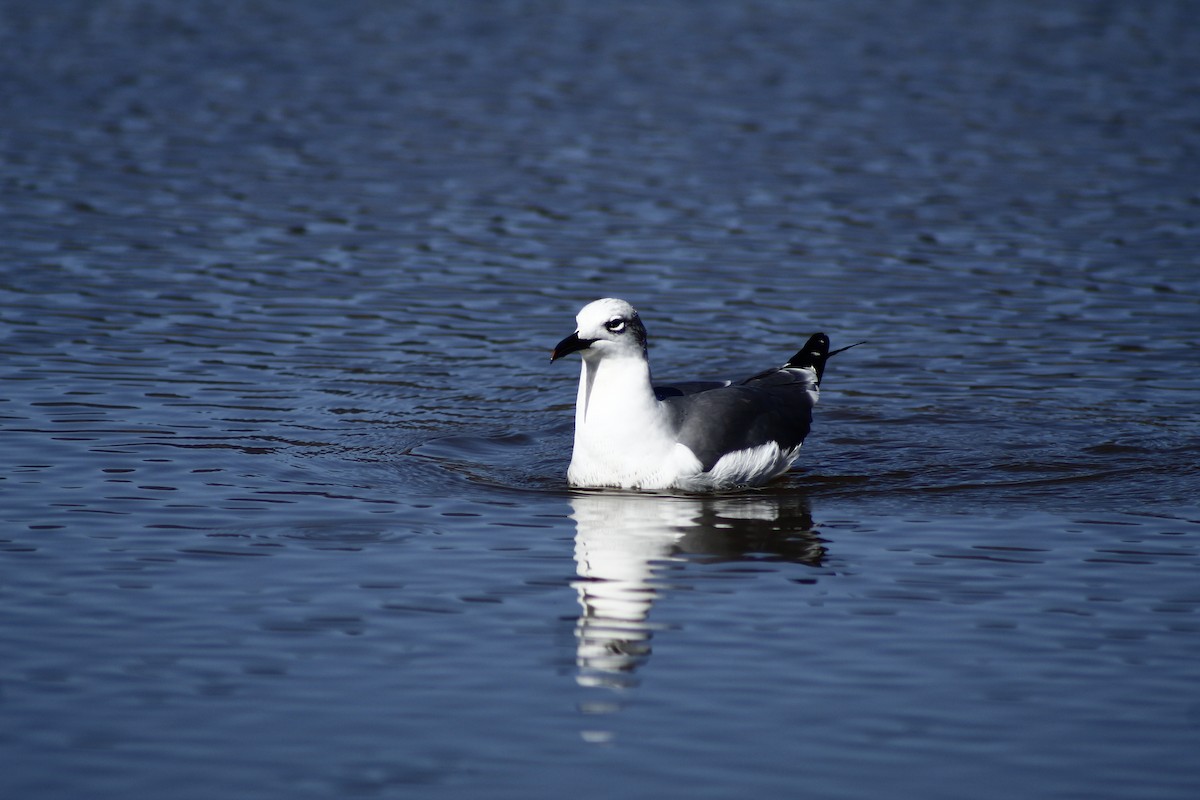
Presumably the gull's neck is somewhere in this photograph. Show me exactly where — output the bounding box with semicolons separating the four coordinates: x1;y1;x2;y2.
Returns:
576;351;658;425
569;351;678;488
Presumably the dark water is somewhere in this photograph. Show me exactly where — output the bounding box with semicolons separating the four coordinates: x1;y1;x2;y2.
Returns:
2;1;1198;798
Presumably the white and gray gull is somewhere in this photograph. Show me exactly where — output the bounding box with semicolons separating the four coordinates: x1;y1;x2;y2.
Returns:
551;298;860;491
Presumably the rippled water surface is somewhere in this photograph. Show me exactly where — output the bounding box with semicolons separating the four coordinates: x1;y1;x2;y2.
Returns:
3;2;1198;798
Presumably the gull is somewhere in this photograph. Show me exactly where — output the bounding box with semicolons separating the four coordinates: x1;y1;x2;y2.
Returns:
551;298;859;491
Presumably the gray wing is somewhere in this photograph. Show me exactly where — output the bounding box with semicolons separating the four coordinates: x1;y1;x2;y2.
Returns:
661;371;817;471
659;333;831;472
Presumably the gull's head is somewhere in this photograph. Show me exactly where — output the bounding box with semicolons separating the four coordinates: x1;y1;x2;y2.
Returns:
551;298;648;362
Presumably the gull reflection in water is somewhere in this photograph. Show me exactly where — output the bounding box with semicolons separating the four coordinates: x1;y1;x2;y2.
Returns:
569;490;825;692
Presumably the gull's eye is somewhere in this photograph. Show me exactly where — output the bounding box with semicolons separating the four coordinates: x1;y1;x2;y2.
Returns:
605;318;626;333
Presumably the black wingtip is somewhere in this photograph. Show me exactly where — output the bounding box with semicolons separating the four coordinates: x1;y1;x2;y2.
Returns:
829;340;867;358
785;335;865;384
785;333;830;370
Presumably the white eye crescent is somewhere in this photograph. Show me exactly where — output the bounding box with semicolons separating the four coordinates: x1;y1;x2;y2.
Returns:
605;318;626;333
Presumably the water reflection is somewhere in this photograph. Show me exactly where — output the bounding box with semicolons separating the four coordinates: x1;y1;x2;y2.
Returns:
569;491;824;690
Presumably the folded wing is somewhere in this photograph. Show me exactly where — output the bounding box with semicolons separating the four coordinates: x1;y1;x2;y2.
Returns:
660;333;830;472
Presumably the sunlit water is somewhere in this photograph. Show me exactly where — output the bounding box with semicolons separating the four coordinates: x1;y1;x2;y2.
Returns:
2;2;1198;799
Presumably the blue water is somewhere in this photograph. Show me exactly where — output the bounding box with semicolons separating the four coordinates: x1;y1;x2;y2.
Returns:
2;1;1198;798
